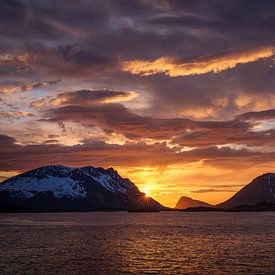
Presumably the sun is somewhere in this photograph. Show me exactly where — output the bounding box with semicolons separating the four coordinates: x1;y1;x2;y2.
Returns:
143;189;150;197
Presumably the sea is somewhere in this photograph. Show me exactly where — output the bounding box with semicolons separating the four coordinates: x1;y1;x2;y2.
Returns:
0;212;274;274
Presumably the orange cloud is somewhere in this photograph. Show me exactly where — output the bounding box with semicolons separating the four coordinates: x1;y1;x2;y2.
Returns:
0;54;34;64
50;89;138;106
30;97;51;108
0;87;20;94
122;47;274;77
0;82;47;94
234;94;275;111
0;111;34;118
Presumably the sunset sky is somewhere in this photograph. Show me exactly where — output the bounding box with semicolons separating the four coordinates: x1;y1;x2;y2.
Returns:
1;0;275;207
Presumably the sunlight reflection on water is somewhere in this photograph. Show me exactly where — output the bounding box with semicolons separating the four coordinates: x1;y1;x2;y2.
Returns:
0;212;274;274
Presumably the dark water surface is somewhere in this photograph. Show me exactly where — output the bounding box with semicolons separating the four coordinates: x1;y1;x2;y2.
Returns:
0;212;274;274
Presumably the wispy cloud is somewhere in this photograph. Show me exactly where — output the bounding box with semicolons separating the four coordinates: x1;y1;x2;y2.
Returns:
191;188;235;193
122;47;274;77
50;89;137;106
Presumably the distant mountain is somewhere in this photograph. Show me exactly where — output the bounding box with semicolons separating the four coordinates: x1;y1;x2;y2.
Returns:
175;196;212;209
217;173;275;209
0;165;164;212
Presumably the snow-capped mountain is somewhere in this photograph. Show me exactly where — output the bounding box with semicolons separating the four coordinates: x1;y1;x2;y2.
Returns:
0;165;163;211
217;173;275;209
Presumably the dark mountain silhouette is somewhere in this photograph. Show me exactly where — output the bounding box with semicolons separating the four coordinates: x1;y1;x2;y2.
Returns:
217;173;275;209
0;165;164;212
175;196;212;209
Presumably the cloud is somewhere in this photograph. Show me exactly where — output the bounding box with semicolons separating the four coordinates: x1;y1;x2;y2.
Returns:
172;127;275;147
0;54;34;64
0;81;57;94
1;134;275;173
0;134;186;171
237;109;275;121
191;188;234;193
0;0;274;122
0;134;16;144
43;101;254;144
30;96;52;108
50;89;137;106
43;103;203;139
27;45;119;79
122;47;275;77
42;98;275;148
0;111;34;119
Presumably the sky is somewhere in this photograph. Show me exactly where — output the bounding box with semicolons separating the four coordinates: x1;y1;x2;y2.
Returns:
0;0;275;207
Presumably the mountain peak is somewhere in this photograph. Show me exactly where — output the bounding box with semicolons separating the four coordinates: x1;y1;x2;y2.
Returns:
0;165;164;211
176;196;212;209
262;173;275;177
217;173;275;209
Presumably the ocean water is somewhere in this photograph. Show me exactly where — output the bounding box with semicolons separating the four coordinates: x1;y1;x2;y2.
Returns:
0;212;274;274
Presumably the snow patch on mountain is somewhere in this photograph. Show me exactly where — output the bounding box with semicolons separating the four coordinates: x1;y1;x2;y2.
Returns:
96;174;128;193
0;165;139;199
0;176;86;199
79;166;135;194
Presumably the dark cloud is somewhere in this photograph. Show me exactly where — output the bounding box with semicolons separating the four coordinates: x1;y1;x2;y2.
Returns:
1;134;275;172
0;134;16;145
149;0;275;34
0;134;185;171
0;0;274;119
41;97;275;148
125;61;275;120
237;109;275;121
43;103;195;139
0;0;275;182
49;89;137;106
172;127;275;147
43;101;275;147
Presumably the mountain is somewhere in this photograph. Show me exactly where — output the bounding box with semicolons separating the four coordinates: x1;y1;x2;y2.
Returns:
175;196;212;209
217;173;275;209
0;165;164;212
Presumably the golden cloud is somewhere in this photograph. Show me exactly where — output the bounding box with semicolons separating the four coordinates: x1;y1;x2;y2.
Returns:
0;87;20;94
0;111;34;118
0;82;47;94
30;97;51;108
50;90;138;106
122;47;274;77
235;94;275;111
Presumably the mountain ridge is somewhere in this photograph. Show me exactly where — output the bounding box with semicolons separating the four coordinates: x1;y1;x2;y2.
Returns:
0;165;164;212
216;173;275;209
175;196;212;209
